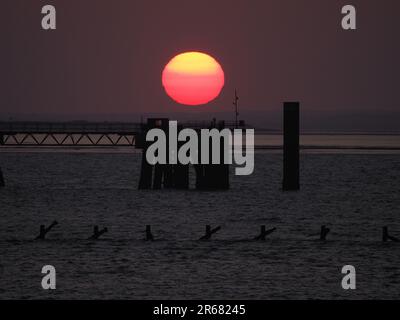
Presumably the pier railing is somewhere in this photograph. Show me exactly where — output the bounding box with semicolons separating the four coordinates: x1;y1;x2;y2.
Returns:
0;121;142;134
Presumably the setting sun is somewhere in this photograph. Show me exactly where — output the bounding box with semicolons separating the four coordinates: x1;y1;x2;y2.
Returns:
162;52;225;106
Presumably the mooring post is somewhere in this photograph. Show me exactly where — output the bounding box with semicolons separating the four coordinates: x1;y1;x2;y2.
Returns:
283;102;300;191
320;225;330;241
145;225;154;241
0;166;4;187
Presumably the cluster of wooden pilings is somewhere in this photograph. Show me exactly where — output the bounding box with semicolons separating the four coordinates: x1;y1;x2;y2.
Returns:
136;102;300;191
137;118;229;191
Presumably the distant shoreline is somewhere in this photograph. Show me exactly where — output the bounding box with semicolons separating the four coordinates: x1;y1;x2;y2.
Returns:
254;145;400;150
254;131;400;136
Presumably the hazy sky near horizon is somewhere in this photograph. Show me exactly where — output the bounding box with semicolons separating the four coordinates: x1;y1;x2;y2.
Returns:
1;0;399;131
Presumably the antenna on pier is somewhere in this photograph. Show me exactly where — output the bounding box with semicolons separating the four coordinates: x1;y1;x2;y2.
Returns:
233;89;239;128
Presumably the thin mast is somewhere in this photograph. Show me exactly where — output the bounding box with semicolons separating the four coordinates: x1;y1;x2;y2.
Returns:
233;89;239;128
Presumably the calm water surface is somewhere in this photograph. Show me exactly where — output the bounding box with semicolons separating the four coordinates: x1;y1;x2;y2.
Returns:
0;135;399;299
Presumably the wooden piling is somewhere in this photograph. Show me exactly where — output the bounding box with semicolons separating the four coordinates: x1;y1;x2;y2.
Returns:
383;226;400;242
257;225;267;241
152;164;164;190
173;127;189;189
88;225;108;240
173;164;189;189
195;121;230;190
383;226;389;242
36;225;46;240
283;102;300;191
146;225;154;241
0;166;4;187
254;225;277;240
199;225;221;240
138;119;168;190
138;119;191;190
0;135;4;187
35;221;58;240
320;225;330;241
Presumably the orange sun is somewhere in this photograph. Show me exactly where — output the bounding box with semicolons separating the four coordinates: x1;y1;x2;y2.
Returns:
162;52;225;106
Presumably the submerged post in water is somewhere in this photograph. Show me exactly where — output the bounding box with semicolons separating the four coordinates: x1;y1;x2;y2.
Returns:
35;221;58;240
146;225;154;241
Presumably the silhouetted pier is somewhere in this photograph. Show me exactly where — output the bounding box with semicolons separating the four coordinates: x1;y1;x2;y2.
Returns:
0;120;245;147
0;103;300;192
0;119;246;191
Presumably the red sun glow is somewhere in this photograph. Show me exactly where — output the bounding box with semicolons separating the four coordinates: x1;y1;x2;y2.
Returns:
162;52;225;106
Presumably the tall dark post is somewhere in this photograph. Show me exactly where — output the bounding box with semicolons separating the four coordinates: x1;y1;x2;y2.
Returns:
0;166;4;187
145;225;154;241
283;102;300;191
0;133;4;187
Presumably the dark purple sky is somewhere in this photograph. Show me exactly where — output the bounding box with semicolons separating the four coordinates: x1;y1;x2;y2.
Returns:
1;0;399;131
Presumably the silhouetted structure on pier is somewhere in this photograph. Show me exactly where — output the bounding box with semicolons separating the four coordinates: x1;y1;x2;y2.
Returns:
283;102;300;191
138;118;230;191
